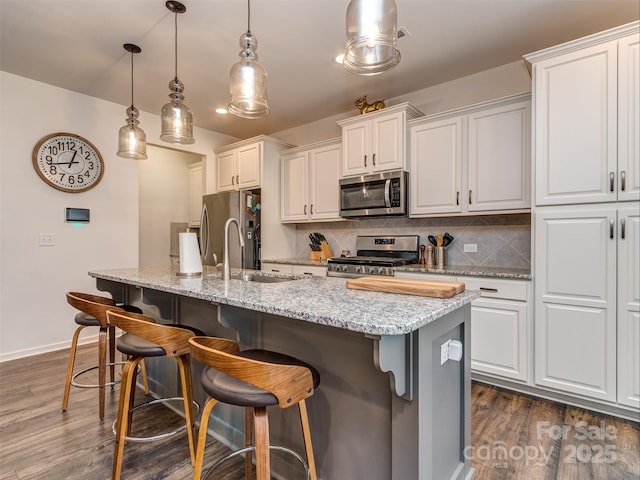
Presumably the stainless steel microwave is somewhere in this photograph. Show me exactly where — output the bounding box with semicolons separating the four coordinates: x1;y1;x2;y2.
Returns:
339;170;408;218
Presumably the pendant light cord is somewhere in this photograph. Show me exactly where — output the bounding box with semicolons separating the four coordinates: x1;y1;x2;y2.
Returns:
130;50;134;107
174;10;178;78
247;0;251;33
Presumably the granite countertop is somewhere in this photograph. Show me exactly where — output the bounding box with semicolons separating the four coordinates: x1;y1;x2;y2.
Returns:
263;258;531;280
89;266;480;336
395;264;532;280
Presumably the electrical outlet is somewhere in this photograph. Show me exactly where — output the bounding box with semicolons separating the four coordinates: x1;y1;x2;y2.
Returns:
39;233;55;246
463;243;477;253
440;340;450;365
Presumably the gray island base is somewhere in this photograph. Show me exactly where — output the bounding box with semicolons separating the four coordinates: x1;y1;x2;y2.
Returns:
90;266;480;480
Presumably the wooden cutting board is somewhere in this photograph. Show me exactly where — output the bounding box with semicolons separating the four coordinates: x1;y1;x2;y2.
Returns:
346;276;465;298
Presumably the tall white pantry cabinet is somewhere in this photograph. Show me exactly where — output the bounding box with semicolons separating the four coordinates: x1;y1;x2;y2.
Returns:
526;22;640;414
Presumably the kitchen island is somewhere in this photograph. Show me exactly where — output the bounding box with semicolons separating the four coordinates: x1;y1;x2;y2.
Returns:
90;266;480;480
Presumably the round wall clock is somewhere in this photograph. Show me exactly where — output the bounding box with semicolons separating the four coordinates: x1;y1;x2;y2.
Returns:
32;132;104;193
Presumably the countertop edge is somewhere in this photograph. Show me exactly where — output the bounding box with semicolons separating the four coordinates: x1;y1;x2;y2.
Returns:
89;267;480;336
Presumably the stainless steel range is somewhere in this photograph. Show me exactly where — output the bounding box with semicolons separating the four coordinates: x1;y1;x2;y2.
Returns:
327;235;419;277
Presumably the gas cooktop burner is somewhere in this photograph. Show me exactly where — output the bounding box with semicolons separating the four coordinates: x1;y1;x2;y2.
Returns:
327;235;419;278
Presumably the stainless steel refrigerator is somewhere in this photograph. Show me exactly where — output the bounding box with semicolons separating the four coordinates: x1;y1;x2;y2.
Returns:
199;190;261;270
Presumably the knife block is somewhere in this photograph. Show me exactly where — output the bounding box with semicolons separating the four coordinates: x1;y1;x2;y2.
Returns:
319;240;333;260
309;251;324;261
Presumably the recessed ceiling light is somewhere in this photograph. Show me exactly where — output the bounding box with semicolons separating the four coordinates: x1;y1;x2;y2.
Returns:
215;107;228;114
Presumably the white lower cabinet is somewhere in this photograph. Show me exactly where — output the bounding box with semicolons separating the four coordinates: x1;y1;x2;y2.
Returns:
261;263;292;274
535;204;639;408
617;206;640;408
394;271;530;382
261;262;327;277
464;277;530;382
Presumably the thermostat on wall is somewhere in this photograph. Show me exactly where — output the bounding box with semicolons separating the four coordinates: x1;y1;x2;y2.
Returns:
65;208;90;223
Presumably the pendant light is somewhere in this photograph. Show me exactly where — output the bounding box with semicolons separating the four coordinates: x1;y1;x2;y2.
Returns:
343;0;401;76
228;0;269;119
160;0;194;144
117;43;147;159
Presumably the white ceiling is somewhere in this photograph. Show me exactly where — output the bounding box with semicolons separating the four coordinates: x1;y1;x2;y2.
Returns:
1;0;638;139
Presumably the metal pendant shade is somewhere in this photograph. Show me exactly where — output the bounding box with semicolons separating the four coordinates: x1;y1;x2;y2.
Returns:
228;0;269;119
344;0;401;75
117;43;147;160
160;1;194;144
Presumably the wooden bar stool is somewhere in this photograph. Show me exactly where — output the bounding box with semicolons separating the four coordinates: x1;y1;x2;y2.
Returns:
188;336;320;480
63;292;148;420
106;309;200;480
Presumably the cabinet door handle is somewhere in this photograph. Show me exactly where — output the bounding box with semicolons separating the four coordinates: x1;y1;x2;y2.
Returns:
610;219;615;239
304;204;307;215
310;204;314;214
479;287;498;293
364;154;367;167
610;172;615;192
621;171;626;191
372;153;376;166
621;218;626;239
231;175;235;186
236;175;239;185
468;190;472;204
456;191;459;206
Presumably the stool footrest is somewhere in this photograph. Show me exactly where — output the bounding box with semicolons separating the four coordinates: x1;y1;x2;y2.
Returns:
70;361;127;389
203;444;310;480
112;397;200;443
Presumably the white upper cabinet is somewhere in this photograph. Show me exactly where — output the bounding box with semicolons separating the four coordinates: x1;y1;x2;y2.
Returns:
281;138;342;223
618;33;640;202
216;140;262;192
467;100;531;211
526;22;640;205
338;103;422;177
409;94;531;217
410;116;464;215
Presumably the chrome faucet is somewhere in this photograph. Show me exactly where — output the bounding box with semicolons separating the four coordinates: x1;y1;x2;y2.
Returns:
223;217;244;281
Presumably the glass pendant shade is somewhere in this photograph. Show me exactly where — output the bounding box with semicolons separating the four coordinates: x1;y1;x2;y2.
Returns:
344;0;401;75
117;43;147;159
160;1;194;144
118;105;147;160
160;77;194;144
228;32;269;119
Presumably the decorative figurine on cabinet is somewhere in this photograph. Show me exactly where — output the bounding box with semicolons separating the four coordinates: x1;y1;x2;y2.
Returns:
355;96;385;114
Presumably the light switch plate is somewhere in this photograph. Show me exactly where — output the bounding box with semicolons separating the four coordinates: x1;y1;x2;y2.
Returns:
39;233;55;246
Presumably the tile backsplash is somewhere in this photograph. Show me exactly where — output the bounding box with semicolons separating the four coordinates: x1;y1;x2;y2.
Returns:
294;214;531;270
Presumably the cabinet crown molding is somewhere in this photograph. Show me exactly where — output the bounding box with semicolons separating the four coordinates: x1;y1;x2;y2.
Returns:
524;20;639;66
408;92;531;127
215;134;294;154
281;137;341;156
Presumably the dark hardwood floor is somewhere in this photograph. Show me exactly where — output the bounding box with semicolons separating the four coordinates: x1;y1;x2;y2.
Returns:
1;344;638;479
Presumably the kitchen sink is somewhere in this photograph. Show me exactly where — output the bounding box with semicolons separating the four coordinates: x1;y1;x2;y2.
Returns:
234;273;298;283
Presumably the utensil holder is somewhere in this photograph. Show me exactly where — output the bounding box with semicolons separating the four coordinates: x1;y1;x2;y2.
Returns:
436;246;445;269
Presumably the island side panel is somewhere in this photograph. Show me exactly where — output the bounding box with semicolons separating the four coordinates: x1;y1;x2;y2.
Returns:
390;304;473;480
222;307;394;480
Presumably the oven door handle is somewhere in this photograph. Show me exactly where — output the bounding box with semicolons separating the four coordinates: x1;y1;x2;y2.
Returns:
384;179;392;208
